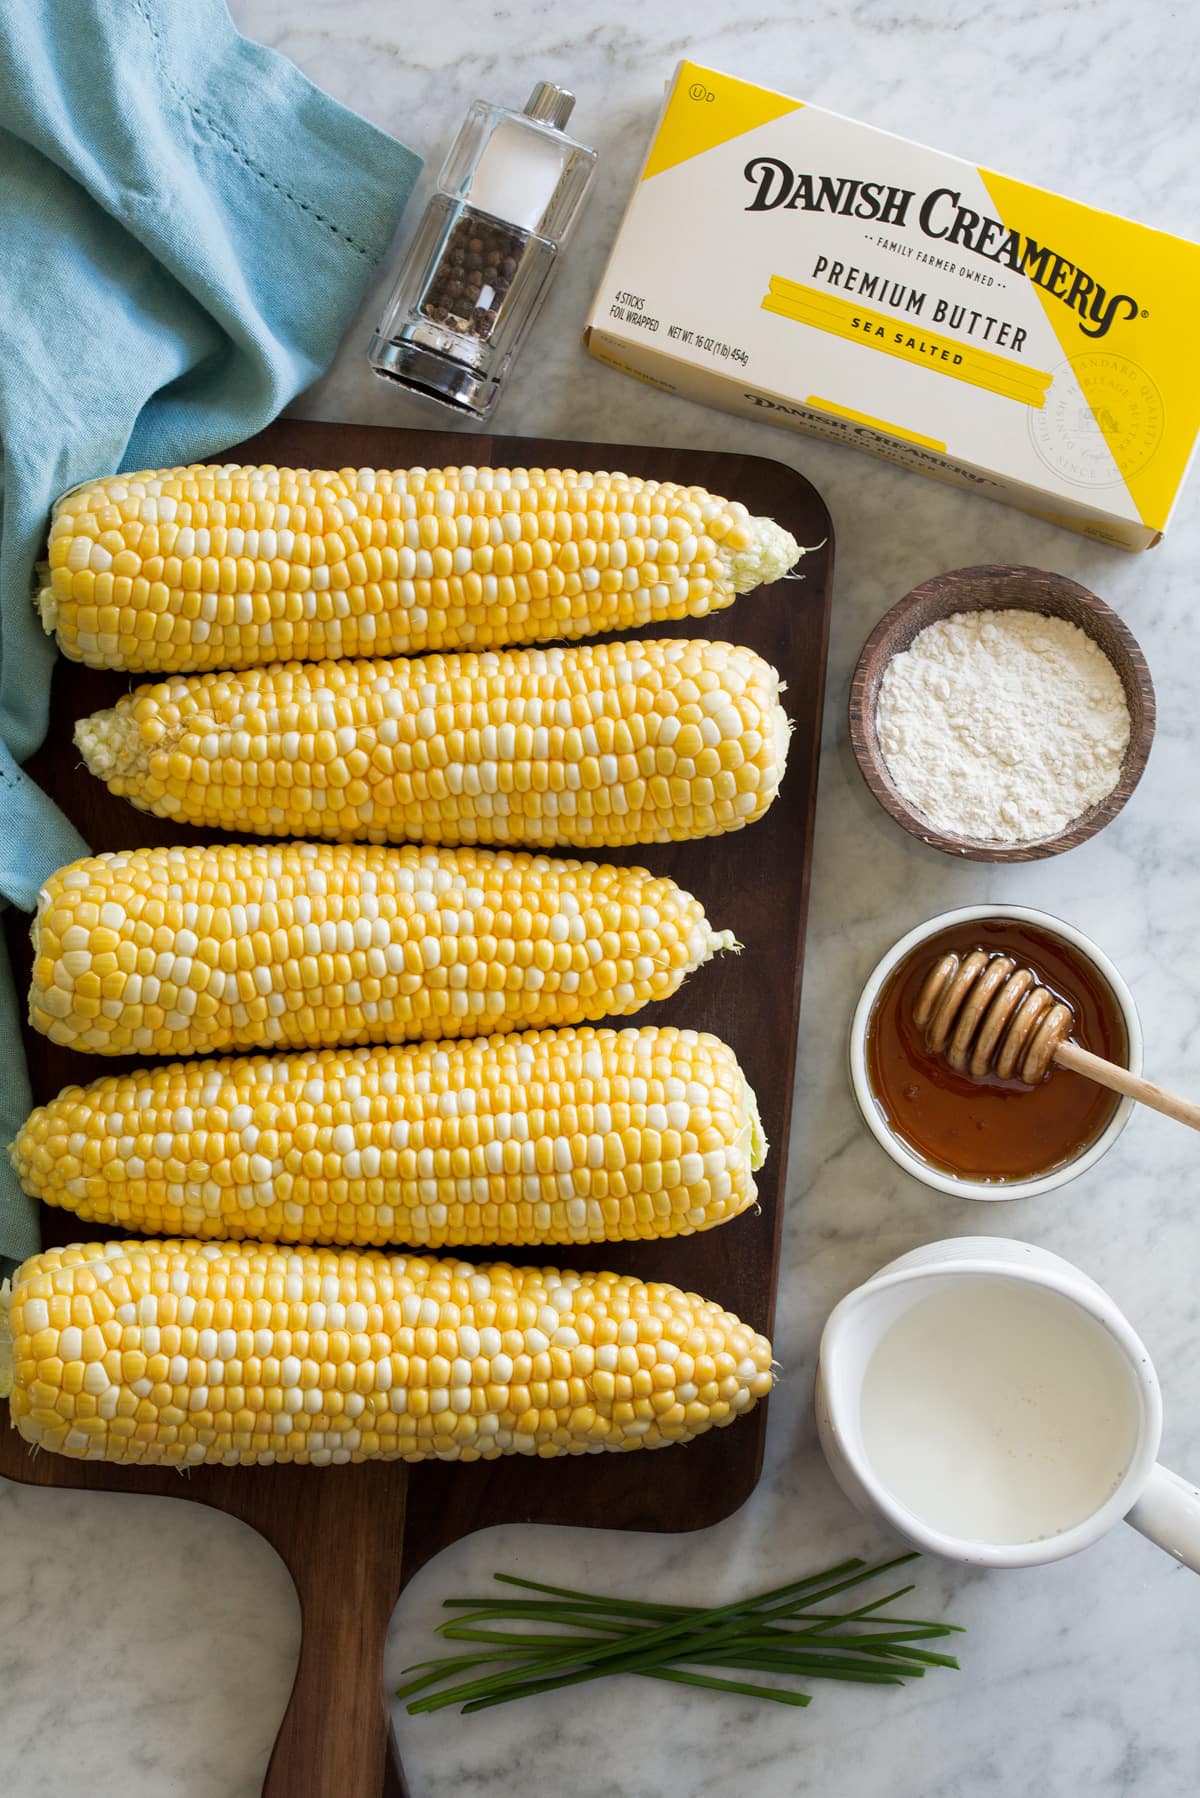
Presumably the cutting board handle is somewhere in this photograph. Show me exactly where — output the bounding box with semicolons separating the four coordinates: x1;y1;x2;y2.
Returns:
252;1466;411;1798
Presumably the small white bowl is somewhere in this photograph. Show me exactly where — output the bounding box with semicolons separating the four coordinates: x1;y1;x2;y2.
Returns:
849;905;1143;1201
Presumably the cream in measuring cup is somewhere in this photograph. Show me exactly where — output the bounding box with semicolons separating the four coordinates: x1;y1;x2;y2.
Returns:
815;1237;1200;1571
859;1278;1138;1543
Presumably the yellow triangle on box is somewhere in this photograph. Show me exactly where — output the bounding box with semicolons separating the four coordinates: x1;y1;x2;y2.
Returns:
642;63;803;182
978;165;1200;531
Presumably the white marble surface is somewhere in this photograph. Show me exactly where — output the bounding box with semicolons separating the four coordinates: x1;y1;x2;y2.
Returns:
4;1;1200;1793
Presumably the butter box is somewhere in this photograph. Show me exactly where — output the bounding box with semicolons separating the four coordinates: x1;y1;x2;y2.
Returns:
584;63;1200;549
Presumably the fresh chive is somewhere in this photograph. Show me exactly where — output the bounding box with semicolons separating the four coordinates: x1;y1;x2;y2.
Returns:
464;1667;820;1711
485;1561;870;1608
438;1618;629;1646
401;1555;962;1716
424;1576;870;1703
639;1670;814;1704
441;1626;625;1647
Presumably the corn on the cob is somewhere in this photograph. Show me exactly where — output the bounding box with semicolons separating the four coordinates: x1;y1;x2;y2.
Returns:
76;639;789;848
29;843;733;1058
0;1238;775;1466
12;1026;765;1248
38;463;799;673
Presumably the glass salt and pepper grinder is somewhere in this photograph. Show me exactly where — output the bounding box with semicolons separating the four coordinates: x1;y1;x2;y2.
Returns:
368;82;597;420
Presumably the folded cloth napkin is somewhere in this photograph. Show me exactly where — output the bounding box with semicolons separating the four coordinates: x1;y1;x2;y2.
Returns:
0;0;421;1270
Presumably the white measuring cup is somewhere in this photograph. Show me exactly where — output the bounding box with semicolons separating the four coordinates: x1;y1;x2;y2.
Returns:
815;1237;1200;1571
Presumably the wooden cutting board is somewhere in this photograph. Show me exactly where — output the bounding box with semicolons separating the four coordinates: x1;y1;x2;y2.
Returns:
0;419;833;1797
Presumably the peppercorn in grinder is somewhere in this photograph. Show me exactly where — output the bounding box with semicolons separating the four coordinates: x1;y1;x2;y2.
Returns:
369;83;597;419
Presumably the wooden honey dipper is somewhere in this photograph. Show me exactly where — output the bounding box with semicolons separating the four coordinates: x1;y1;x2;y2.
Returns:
914;949;1200;1131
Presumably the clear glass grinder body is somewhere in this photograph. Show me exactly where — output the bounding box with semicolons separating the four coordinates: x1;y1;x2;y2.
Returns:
368;82;597;419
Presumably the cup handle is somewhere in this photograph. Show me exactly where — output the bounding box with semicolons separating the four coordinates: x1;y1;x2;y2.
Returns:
1126;1463;1200;1572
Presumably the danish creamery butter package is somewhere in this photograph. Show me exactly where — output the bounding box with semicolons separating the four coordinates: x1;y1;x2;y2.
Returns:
585;63;1200;548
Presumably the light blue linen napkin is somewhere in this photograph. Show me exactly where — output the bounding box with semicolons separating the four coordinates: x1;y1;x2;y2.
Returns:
0;0;421;1270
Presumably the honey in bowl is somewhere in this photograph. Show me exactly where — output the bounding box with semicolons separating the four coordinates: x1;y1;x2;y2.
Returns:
866;919;1129;1182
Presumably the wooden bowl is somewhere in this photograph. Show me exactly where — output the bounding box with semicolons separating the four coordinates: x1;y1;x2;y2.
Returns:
848;565;1156;863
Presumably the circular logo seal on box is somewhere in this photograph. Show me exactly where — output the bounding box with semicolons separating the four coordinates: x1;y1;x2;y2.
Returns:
1030;352;1163;489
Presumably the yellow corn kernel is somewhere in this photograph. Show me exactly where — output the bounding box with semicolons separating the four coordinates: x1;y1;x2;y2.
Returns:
0;1239;775;1467
27;842;735;1058
12;1024;766;1248
38;463;799;672
75;639;789;849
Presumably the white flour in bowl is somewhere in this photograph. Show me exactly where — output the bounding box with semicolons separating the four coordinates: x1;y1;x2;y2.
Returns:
875;608;1131;843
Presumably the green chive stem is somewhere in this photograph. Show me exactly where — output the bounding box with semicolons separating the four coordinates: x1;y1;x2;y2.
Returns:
401;1553;959;1717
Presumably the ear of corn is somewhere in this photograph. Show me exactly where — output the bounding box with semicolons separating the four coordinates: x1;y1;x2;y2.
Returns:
28;843;734;1058
0;1238;775;1466
12;1026;766;1249
38;463;800;673
76;638;790;849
